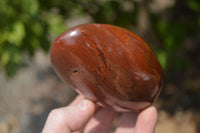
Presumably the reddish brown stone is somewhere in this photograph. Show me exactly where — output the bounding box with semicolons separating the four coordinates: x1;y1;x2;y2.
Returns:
50;23;164;112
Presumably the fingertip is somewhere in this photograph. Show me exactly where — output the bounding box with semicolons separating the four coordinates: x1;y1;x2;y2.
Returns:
42;99;96;133
140;106;158;123
69;95;84;106
135;106;158;133
76;99;96;111
66;99;96;131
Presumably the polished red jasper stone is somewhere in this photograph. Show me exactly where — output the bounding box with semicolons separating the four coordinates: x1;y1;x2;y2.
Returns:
50;23;164;112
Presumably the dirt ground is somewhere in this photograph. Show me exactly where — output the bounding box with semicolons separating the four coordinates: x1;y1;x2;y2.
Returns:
0;50;199;133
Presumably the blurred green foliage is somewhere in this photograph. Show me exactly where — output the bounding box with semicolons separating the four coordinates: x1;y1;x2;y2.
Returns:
0;0;65;76
153;0;200;70
0;0;199;77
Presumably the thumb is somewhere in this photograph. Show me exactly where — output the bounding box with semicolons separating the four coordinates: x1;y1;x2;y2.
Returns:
42;99;96;133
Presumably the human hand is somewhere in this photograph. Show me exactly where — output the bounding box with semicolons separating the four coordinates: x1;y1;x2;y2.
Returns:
42;95;158;133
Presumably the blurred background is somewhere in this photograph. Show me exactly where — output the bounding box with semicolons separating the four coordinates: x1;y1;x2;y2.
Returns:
0;0;200;132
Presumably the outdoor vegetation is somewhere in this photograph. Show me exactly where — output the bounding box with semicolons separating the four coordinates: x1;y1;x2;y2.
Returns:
0;0;199;132
1;0;199;76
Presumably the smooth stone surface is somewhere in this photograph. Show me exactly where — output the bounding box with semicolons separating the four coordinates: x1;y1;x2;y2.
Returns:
50;23;164;112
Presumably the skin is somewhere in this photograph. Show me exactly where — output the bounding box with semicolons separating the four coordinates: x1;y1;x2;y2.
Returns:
42;95;158;133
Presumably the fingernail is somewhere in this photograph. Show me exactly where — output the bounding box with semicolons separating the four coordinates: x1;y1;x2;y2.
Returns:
76;99;89;111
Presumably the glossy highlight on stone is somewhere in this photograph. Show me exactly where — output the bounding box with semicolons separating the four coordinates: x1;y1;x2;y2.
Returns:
50;23;164;112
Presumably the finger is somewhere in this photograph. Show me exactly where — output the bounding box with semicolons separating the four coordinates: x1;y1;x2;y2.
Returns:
134;106;158;133
69;95;84;106
73;131;81;133
115;112;138;133
84;106;117;133
42;99;96;133
69;95;100;111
